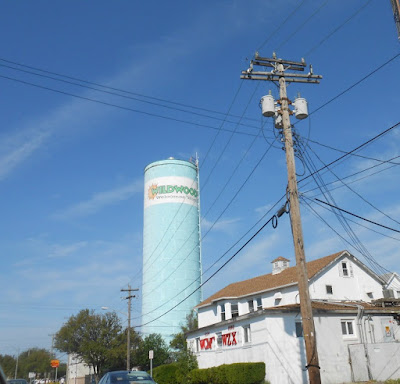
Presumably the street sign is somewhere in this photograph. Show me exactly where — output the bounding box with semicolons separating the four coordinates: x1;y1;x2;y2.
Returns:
50;360;60;368
28;373;36;379
149;350;154;360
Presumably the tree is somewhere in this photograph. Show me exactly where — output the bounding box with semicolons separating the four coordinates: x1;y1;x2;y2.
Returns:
0;348;65;381
0;355;16;378
104;327;142;372
133;334;169;371
54;309;123;380
169;311;198;384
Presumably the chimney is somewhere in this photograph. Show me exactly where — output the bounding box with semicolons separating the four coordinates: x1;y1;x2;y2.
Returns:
271;256;290;275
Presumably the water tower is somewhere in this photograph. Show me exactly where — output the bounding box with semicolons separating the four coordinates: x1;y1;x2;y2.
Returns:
141;158;202;342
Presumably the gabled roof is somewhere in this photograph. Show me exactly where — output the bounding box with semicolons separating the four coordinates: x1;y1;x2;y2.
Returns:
197;250;349;308
380;272;400;285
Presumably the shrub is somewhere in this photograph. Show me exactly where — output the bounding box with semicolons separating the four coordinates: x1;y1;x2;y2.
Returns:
190;362;265;384
152;363;179;384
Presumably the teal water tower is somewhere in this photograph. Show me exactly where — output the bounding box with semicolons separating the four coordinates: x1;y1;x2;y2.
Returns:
141;158;202;342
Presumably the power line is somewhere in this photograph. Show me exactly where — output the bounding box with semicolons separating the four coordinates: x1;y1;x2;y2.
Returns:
304;0;373;57
257;0;306;51
303;196;400;242
0;57;259;124
138;212;277;328
302;139;400;227
305;137;400;166
302;52;400;120
304;156;400;197
0;73;258;137
314;198;400;234
298;120;400;184
0;62;261;132
276;0;330;51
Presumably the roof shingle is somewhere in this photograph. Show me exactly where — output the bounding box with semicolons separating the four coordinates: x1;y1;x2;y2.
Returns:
197;251;346;308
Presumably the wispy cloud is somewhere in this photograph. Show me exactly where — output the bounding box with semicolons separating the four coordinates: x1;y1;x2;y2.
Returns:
52;180;142;220
0;129;52;181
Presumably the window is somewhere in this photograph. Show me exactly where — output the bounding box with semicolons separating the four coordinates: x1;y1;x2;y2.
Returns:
342;262;349;276
295;322;303;338
274;298;282;306
231;303;239;318
256;297;262;310
341;320;355;337
326;285;333;294
220;304;226;321
243;325;251;343
248;300;254;312
196;337;200;352
367;292;374;299
216;332;222;347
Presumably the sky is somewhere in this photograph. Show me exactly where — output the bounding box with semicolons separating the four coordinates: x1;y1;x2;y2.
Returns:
1;0;400;360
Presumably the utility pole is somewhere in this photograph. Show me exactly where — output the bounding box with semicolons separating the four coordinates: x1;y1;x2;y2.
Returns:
121;284;139;370
390;0;400;39
241;52;322;384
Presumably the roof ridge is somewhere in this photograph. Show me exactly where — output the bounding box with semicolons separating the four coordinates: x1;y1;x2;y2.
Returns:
197;250;347;308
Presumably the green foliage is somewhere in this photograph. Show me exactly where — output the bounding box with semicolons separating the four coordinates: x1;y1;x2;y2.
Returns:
385;380;400;384
170;311;198;352
190;362;266;384
168;311;198;383
133;334;170;371
54;309;123;378
0;349;66;380
0;354;16;378
152;363;179;384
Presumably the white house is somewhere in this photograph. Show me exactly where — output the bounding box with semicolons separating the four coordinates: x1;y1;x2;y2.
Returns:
381;272;400;299
187;250;400;384
66;355;92;384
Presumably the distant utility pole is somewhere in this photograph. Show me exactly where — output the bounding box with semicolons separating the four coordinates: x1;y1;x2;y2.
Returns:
241;52;322;384
390;0;400;39
121;284;139;370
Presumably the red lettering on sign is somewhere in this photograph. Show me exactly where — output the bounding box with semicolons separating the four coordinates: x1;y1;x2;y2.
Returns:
221;332;237;347
231;332;237;345
200;337;215;350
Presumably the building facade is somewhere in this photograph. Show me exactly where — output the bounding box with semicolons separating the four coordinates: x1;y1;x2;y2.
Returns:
187;250;400;383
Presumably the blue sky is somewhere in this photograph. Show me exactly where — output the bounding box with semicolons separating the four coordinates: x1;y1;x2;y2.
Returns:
1;0;400;359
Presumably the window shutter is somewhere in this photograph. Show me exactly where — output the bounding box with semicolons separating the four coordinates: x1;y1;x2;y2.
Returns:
349;263;354;277
338;263;343;277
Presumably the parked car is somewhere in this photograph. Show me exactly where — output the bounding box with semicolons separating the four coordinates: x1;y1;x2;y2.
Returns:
98;371;157;384
7;380;28;384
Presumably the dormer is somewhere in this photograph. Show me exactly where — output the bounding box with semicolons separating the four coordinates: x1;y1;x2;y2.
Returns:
272;256;290;275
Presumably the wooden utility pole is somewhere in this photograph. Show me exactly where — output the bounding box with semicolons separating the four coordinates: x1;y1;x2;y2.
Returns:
121;284;139;370
390;0;400;39
241;53;322;384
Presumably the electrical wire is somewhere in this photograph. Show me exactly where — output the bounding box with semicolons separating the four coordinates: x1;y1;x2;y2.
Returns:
0;57;259;123
276;0;330;51
139;134;277;302
257;0;306;51
0;73;258;137
137;211;277;328
0;62;261;133
298;121;400;185
298;141;391;275
305;137;400;166
303;154;400;196
304;0;373;57
303;141;400;227
298;52;400;122
313;198;400;234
